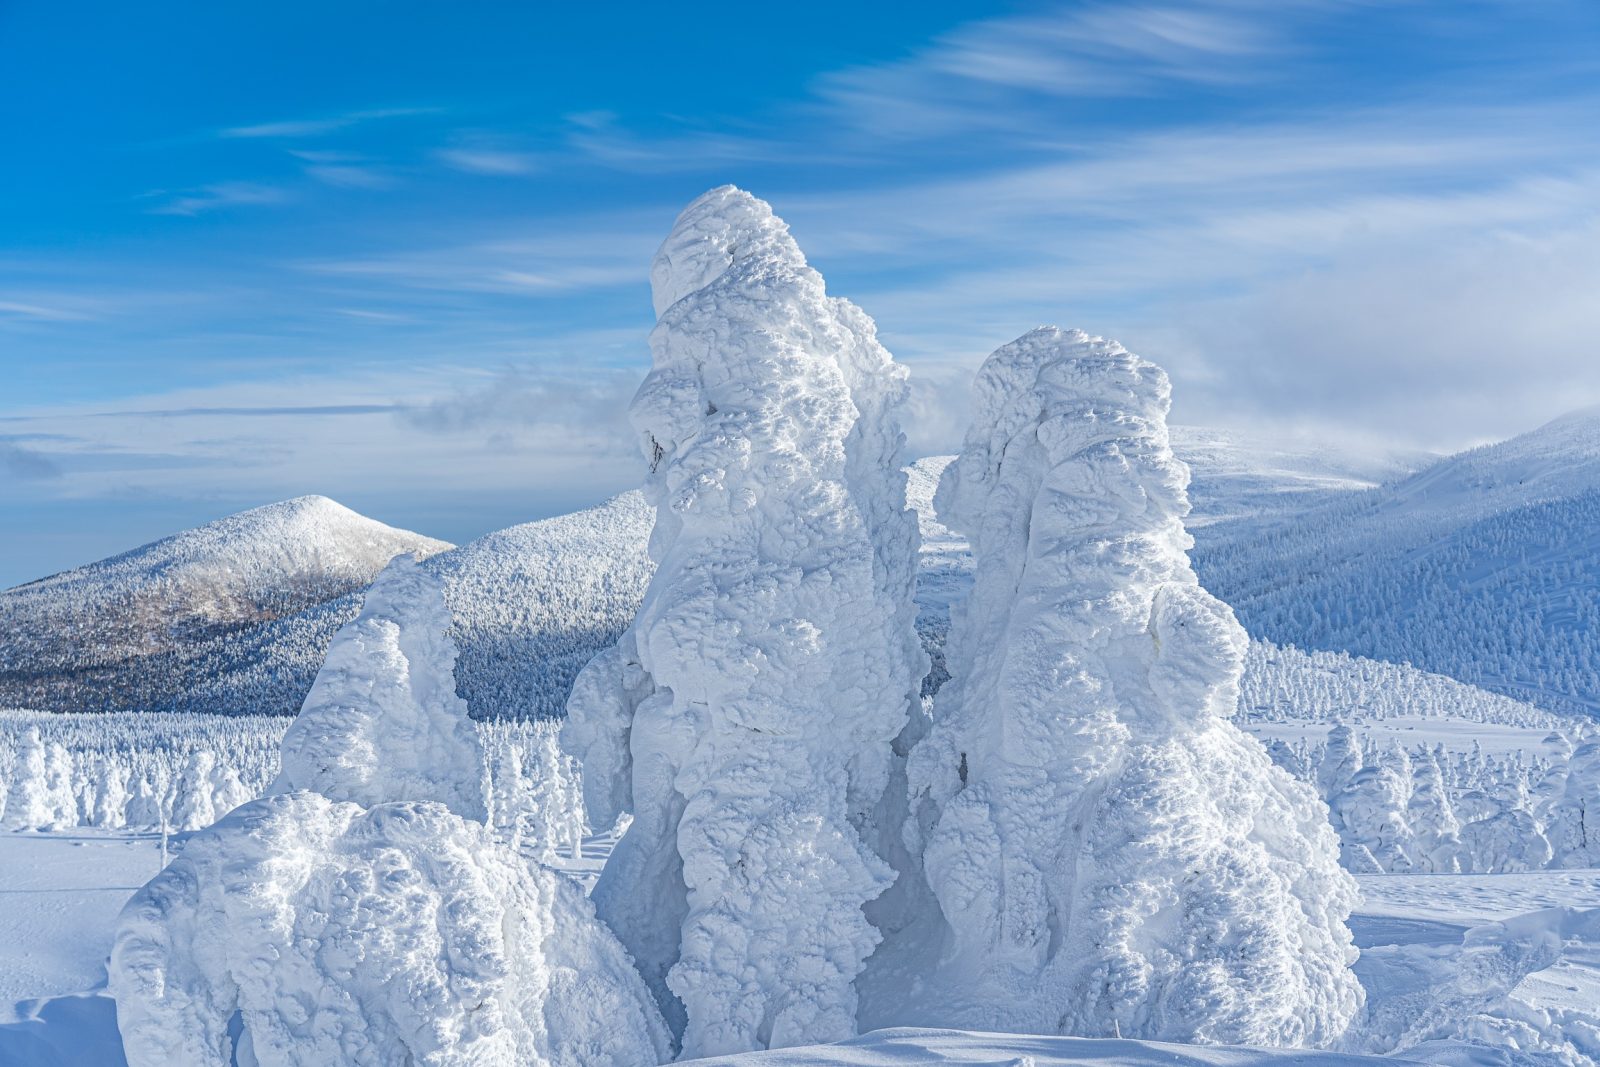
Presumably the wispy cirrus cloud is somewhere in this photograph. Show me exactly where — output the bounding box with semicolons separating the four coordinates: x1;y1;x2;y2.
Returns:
219;106;440;139
435;145;542;176
145;181;289;216
0;299;92;323
812;1;1291;140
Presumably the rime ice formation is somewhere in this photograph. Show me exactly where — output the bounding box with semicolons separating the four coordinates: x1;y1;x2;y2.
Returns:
1;727;53;831
1549;739;1600;868
274;553;486;820
108;793;672;1067
899;327;1361;1047
562;186;924;1059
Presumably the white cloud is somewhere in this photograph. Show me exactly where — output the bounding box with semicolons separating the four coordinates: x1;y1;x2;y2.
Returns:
146;182;288;216
436;147;541;175
220;106;439;139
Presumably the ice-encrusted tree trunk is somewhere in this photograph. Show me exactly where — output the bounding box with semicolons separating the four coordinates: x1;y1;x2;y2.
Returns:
902;327;1361;1047
273;553;486;820
562;186;924;1058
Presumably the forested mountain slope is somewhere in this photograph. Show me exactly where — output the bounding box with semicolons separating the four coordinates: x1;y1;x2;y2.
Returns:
0;496;450;713
1193;409;1600;716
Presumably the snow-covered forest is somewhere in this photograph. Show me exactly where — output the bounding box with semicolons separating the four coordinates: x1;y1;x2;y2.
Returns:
3;185;1599;1067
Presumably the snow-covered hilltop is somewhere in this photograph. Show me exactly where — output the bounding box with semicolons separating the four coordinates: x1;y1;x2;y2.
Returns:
0;491;654;718
565;186;924;1058
0;495;450;714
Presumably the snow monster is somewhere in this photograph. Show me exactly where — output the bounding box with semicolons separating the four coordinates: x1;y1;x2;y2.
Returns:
901;327;1362;1047
562;186;925;1059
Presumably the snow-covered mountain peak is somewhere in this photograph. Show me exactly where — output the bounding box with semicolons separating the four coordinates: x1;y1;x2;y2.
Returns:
1387;405;1600;518
648;185;801;316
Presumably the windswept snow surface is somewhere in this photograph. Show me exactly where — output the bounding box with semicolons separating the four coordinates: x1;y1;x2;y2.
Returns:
273;554;487;819
889;327;1360;1047
0;496;450;715
678;1026;1417;1066
108;794;672;1067
563;186;924;1058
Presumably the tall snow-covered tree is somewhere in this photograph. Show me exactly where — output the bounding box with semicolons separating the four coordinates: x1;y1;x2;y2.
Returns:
1549;738;1600;868
273;553;486;821
562;186;924;1058
2;727;54;831
899;327;1361;1047
1408;748;1463;873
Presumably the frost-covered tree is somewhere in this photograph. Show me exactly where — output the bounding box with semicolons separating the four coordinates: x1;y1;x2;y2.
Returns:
274;553;486;820
1549;739;1600;868
1460;806;1551;873
110;793;671;1067
2;727;54;831
1407;749;1462;873
206;758;252;819
1318;725;1362;828
112;553;667;1066
562;186;924;1058
898;327;1360;1046
1333;758;1415;873
125;772;162;830
172;750;217;831
94;754;129;830
44;741;77;829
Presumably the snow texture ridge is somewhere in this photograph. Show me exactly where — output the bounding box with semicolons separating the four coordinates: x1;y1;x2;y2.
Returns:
563;186;924;1059
897;327;1362;1047
108;793;672;1067
274;553;487;820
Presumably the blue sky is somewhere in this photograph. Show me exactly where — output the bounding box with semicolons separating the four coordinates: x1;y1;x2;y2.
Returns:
3;0;1599;586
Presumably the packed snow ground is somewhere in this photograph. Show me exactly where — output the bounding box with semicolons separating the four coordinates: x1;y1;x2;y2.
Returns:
4;829;1596;1064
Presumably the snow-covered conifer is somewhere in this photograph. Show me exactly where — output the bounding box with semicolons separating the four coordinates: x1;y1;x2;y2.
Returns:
562;186;923;1057
206;757;252;819
1549;739;1600;867
899;327;1360;1046
172;749;217;831
110;793;671;1067
1333;760;1415;873
125;772;162;830
1318;725;1362;827
94;754;129;830
1407;749;1463;873
2;727;54;831
274;553;486;820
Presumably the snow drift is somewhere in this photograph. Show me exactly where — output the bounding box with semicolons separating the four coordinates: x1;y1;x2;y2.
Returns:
563;185;924;1059
895;327;1361;1047
273;553;487;820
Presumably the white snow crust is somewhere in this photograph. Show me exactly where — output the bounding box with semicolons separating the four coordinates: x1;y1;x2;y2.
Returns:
274;553;487;819
108;792;671;1067
563;186;924;1059
889;327;1361;1047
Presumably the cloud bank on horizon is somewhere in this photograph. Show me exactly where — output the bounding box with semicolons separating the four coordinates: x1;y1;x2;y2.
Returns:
1;0;1598;585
